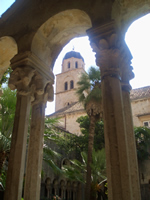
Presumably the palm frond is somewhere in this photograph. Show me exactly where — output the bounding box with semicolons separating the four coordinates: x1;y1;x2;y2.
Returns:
76;66;102;115
0;133;11;152
88;66;101;82
43;157;62;175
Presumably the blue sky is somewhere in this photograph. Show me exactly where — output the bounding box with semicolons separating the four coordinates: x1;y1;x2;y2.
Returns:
1;1;150;114
0;0;15;16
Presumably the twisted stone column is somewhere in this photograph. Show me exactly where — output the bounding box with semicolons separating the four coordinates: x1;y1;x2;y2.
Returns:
87;21;141;200
4;65;35;200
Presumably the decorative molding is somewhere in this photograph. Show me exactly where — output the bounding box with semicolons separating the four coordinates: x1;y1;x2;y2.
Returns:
8;66;54;104
87;21;133;83
10;51;54;84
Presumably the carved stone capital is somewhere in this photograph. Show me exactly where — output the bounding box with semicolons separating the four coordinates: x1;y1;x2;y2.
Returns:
120;43;134;83
10;51;54;82
8;66;36;97
31;79;54;105
87;21;133;82
8;52;54;104
90;34;121;71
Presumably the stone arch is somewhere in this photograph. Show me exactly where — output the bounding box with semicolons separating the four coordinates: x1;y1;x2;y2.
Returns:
112;1;150;34
70;80;74;89
0;36;18;81
60;179;66;186
45;177;51;185
31;9;92;71
45;177;51;198
61;158;71;168
124;13;150;90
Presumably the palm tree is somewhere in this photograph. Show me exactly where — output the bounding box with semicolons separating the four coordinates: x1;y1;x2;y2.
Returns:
62;149;106;200
76;66;102;200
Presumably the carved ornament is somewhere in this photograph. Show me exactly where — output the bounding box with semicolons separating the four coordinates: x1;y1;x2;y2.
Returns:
8;52;54;104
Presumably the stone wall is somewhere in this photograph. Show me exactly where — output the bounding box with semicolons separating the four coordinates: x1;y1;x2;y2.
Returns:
131;98;150;127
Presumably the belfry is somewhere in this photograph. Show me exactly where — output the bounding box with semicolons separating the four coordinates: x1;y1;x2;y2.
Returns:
49;50;86;135
55;50;85;111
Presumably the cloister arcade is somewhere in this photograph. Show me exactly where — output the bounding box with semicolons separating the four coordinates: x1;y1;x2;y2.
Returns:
1;0;150;200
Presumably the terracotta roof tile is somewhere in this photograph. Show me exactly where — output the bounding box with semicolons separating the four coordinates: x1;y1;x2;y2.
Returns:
47;102;84;117
130;86;150;100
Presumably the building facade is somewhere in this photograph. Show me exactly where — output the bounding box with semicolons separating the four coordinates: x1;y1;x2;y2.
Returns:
50;51;86;135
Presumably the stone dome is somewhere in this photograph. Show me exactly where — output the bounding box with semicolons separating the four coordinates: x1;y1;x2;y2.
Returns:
63;51;84;62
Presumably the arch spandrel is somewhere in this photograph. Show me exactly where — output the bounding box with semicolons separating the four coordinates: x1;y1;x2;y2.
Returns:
112;0;150;34
0;36;18;80
31;9;92;69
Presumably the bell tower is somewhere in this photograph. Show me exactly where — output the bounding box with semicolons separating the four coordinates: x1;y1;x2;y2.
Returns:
55;51;86;111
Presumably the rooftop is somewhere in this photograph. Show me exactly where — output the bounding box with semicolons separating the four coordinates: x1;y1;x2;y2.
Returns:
130;86;150;100
63;51;84;62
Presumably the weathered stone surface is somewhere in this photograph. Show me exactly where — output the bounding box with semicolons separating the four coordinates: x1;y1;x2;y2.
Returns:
0;36;17;80
87;22;140;200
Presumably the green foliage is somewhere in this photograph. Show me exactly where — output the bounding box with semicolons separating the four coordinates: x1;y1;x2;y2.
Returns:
77;115;105;151
91;149;106;184
0;87;16;137
0;168;6;189
62;149;106;184
0;88;16;153
0;87;16;186
0;67;12;87
55;131;87;159
43;117;63;175
55;115;105;160
76;66;101;109
134;126;150;162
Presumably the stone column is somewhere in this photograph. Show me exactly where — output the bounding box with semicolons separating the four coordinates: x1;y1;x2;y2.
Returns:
73;182;78;200
60;181;66;200
45;178;51;198
67;182;72;199
121;51;141;200
4;64;35;200
24;71;54;200
87;21;140;200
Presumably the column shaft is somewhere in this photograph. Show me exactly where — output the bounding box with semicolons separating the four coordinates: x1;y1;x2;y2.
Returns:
101;75;132;200
24;102;46;200
122;89;141;200
4;94;31;200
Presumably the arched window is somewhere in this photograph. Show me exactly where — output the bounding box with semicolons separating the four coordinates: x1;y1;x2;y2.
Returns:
68;62;70;68
70;80;74;89
75;61;78;68
64;82;68;90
